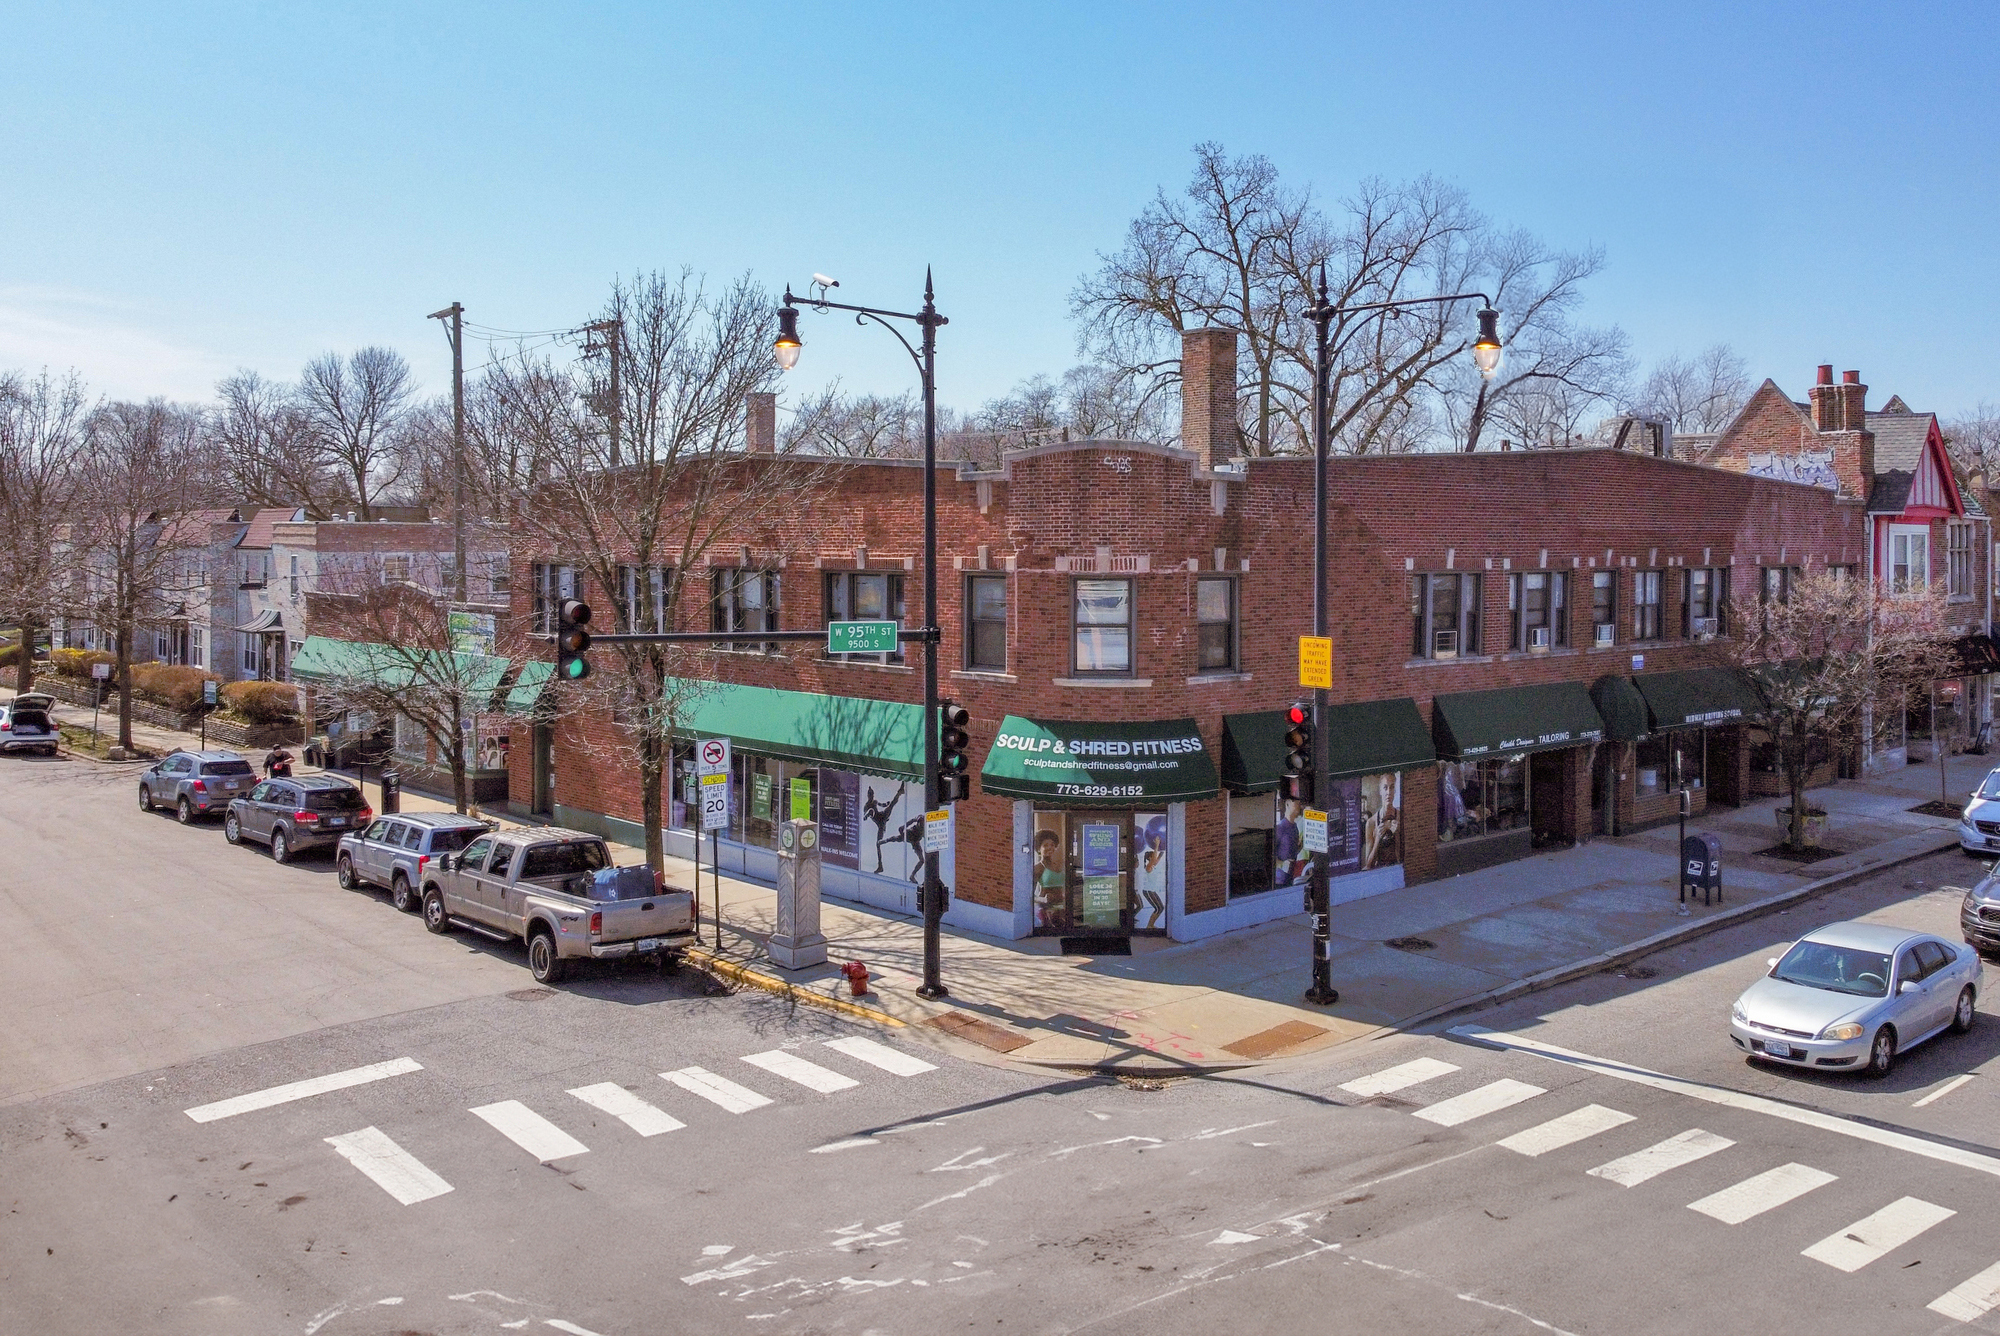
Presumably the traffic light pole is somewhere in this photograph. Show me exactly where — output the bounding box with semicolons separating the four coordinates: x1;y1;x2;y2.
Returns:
1305;275;1338;1007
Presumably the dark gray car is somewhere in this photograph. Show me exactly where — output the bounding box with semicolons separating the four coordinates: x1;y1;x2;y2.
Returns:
224;774;372;864
336;812;493;913
138;750;257;823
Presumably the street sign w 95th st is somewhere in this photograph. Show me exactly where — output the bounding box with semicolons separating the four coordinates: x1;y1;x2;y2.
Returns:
827;620;899;655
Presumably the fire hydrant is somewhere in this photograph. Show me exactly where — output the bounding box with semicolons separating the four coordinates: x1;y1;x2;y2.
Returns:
838;960;871;997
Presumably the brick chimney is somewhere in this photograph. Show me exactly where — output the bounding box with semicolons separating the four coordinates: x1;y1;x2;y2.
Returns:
746;391;777;454
1808;366;1874;498
1180;327;1241;469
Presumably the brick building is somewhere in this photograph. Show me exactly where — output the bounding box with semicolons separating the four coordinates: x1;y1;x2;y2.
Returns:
510;337;1990;946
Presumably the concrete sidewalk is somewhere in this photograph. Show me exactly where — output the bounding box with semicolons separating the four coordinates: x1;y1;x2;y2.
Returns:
15;683;1982;1071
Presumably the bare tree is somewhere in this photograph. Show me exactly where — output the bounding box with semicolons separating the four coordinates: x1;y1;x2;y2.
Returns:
297;347;415;520
1721;569;1956;851
1942;402;2000;483
780;385;928;457
1630;344;1751;434
0;370;92;691
211;370;348;514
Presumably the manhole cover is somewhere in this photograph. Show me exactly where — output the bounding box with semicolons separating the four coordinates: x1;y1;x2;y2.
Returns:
506;987;556;1001
1385;936;1437;952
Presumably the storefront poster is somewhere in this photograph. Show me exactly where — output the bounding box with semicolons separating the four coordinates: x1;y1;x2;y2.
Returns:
448;610;496;657
817;769;861;870
789;777;813;822
1324;778;1364;877
1079;876;1122;927
752;772;772;821
1081;823;1120;876
1360;772;1402;871
1133;811;1167;932
1274;799;1309;888
855;776;924;883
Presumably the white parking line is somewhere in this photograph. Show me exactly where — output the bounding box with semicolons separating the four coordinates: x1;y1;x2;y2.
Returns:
1413;1079;1545;1127
1588;1129;1735;1187
1802;1196;1955;1272
1688;1163;1837;1224
1338;1057;1460;1098
470;1101;590;1162
567;1083;686;1136
185;1057;422;1123
1452;1024;2000;1179
662;1066;774;1113
1496;1104;1634;1157
324;1126;453;1205
742;1050;860;1093
823;1036;937;1076
1930;1259;2000;1322
1914;1073;1976;1108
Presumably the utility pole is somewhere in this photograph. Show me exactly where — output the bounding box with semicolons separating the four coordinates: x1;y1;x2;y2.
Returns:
427;302;468;602
584;319;623;469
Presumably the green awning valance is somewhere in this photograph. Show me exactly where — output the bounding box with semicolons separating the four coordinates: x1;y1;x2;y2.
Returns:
680;680;925;780
290;636;513;710
1632;667;1763;731
1590;674;1651;743
1221;699;1435;793
502;661;553;716
981;715;1218;804
1431;681;1605;760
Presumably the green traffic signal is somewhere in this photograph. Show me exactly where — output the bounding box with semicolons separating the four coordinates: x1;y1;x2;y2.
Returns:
557;598;593;683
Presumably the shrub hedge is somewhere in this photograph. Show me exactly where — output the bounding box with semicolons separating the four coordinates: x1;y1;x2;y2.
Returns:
221;680;300;725
129;663;222;713
50;648;116;679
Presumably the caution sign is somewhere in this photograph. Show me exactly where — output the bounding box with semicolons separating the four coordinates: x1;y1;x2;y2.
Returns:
1298;636;1332;690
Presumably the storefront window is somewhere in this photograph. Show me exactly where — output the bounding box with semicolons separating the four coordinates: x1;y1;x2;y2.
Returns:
1636;730;1707;796
1437;759;1529;842
1032;809;1170;934
1231;777;1402;899
1228;794;1276;899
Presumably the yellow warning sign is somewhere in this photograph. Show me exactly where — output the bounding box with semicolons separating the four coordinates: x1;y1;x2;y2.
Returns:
1298;636;1333;689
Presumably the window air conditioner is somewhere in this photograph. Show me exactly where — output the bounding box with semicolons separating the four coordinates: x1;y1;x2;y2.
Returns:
1432;628;1459;659
1693;617;1718;640
1528;627;1552;651
1594;623;1615;648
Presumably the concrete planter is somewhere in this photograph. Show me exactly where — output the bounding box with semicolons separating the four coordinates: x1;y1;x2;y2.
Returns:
1774;805;1830;847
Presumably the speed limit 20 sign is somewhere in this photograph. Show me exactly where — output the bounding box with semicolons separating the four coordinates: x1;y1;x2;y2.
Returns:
697;738;731;776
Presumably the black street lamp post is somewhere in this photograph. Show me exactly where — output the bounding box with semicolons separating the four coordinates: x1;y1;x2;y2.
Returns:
1300;268;1502;1006
776;272;953;999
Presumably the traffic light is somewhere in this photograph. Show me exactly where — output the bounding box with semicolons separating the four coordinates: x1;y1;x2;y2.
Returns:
937;697;971;802
556;599;593;682
1282;701;1314;803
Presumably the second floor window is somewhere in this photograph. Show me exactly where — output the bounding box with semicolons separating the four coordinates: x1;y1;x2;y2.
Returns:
714;568;781;652
381;554;411;584
1509;572;1566;651
825;570;906;664
530;562;574;635
1591;571;1617;645
1890;527;1928;592
487;556;511;601
1196;577;1238;672
965;574;1007;672
1073;577;1133;674
1949;522;1974;597
1633;571;1662;641
1760;566;1795;604
1410;573;1481;659
1683;568;1727;637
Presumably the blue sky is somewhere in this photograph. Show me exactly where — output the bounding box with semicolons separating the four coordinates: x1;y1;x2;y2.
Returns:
4;2;1997;420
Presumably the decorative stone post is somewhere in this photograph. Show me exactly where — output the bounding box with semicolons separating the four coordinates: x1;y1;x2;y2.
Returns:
770;818;827;969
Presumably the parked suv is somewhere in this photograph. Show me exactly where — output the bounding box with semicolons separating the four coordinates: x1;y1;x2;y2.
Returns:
138;750;257;823
336;811;494;913
0;693;59;757
224;774;372;863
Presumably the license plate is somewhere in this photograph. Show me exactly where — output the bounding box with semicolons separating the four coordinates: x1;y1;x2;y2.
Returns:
636;937;661;952
326;817;347;828
1763;1041;1793;1060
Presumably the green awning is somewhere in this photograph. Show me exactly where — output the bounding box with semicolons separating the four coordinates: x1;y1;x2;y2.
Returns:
289;636;513;711
1589;674;1650;743
1221;699;1435;793
680;680;925;780
502;660;553;716
1632;667;1764;731
1431;681;1605;760
981;715;1218;804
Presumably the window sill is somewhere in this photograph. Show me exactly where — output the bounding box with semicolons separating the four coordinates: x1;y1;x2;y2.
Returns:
1053;676;1154;688
822;658;913;674
1186;671;1251;685
1404;655;1495;668
1498;647;1579;662
951;669;1017;684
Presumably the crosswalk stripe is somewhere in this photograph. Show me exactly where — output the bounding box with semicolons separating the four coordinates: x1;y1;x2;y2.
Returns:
469;1100;590;1162
1588;1129;1735;1186
1338;1057;1459;1098
823;1036;937;1076
186;1057;423;1123
743;1050;860;1093
1802;1196;1956;1272
1495;1104;1634;1157
567;1083;686;1136
324;1126;453;1205
1412;1078;1545;1127
663;1066;774;1113
1688;1163;1837;1224
1929;1259;2000;1322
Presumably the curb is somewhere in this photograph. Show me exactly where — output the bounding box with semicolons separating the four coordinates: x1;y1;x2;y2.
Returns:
1388;833;1962;1036
680;947;906;1029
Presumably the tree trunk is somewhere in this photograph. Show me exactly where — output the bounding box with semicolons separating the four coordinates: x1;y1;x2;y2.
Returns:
1785;729;1808;851
114;627;133;750
15;624;34;693
639;730;665;876
1462;381;1492;453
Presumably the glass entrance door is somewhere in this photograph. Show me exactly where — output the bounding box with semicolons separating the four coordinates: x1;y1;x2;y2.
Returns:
1031;809;1170;936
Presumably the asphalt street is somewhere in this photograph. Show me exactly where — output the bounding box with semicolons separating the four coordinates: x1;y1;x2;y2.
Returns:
5;753;2000;1335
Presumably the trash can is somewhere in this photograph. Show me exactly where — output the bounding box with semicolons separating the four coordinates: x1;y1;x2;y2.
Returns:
380;770;401;815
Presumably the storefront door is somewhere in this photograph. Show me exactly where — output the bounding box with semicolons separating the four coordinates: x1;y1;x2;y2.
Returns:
1031;809;1170;937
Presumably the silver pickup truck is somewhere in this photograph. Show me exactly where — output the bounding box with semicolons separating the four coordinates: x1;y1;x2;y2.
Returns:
419;826;695;983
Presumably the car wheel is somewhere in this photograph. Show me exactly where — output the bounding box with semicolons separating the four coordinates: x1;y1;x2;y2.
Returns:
336;856;358;890
138;785;152;811
176;796;194;825
224;813;242;845
1865;1026;1897;1079
391;873;416;914
528;930;566;984
422;889;452;934
1952;986;1977;1035
270;827;291;865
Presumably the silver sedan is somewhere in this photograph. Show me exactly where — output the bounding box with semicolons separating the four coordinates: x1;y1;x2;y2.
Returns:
1730;920;1982;1077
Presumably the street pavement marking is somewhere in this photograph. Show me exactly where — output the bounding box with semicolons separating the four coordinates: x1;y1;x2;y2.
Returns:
567;1083;686;1136
1495;1104;1634;1157
1339;1057;1459;1098
186;1057;422;1123
1412;1078;1545;1128
1929;1259;2000;1322
823;1036;937;1076
1688;1163;1837;1224
1801;1196;1955;1272
663;1066;774;1113
1452;1024;2000;1179
742;1050;860;1093
324;1126;453;1205
469;1101;590;1162
1914;1073;1977;1108
1588;1129;1735;1186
